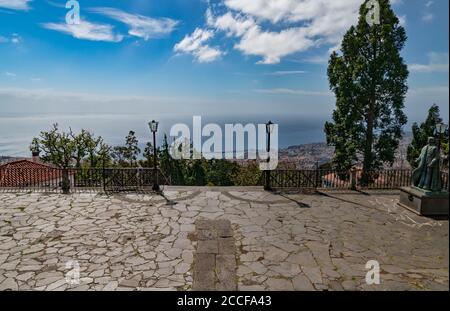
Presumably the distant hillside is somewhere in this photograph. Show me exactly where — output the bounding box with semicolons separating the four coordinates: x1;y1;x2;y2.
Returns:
279;132;413;169
0;156;25;165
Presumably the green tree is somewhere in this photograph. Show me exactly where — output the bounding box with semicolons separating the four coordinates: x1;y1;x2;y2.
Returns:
325;0;408;184
112;146;128;166
98;141;112;167
124;131;141;167
29;138;40;155
72;129;89;169
84;132;104;168
142;142;155;168
206;159;239;186
183;160;207;186
32;124;77;193
158;135;185;185
191;160;207;186
112;131;141;167
407;104;446;168
232;162;262;186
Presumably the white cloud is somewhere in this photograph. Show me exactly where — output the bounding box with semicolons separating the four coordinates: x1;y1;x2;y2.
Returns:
180;0;405;64
0;0;31;10
195;0;375;64
422;13;434;23
422;1;434;23
174;28;223;63
208;11;255;37
41;20;123;42
4;71;17;78
237;26;314;64
90;7;179;40
398;15;407;27
409;52;449;73
0;33;22;44
11;33;21;44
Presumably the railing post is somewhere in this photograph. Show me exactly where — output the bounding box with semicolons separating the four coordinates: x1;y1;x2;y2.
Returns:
315;162;320;189
102;160;106;193
264;170;272;191
350;168;357;190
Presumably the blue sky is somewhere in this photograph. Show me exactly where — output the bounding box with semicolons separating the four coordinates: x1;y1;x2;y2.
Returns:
0;0;449;154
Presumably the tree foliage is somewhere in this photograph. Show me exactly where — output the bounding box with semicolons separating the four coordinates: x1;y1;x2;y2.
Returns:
407;104;448;168
112;131;141;167
325;0;408;184
32;124;111;168
32;126;267;187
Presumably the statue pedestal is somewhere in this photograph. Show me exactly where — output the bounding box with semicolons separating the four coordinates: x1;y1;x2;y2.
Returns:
398;187;449;216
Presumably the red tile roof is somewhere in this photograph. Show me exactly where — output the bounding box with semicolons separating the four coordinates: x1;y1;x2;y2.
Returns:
0;160;61;187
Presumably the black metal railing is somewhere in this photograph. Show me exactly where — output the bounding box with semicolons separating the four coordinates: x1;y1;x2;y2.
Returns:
0;166;448;193
0;167;169;193
265;169;450;191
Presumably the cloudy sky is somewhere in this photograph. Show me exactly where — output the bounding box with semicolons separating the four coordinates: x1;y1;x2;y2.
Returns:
0;0;449;154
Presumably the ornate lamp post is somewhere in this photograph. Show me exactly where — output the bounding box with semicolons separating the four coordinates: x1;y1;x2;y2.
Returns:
436;123;448;146
265;121;275;191
436;123;448;180
149;120;160;192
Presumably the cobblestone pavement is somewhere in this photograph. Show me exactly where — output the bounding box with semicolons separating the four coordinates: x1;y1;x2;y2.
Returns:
0;188;448;291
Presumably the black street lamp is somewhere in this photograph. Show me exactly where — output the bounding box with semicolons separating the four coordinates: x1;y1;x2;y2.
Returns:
149;120;160;192
436;123;448;175
265;121;275;191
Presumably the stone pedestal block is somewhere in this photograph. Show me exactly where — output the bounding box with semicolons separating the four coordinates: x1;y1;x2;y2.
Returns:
398;187;449;216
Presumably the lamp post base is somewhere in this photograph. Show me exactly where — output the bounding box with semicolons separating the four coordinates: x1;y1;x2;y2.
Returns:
152;184;161;192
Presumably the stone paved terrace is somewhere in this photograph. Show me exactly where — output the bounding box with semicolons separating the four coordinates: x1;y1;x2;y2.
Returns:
0;187;448;291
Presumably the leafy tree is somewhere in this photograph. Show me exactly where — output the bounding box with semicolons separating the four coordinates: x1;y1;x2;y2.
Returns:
158;135;184;185
191;160;207;186
407;104;447;168
84;132;104;168
98;141;112;167
183;160;207;186
142;142;155;168
232;161;262;186
325;0;409;185
112;131;141;167
112;146;128;166
124;131;141;167
159;135;173;180
32;124;77;193
72;129;89;168
29;138;40;155
206;159;239;186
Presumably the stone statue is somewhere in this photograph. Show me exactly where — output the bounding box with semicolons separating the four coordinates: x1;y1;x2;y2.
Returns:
412;137;441;192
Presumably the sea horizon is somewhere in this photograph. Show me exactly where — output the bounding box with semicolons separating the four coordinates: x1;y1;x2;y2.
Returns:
0;112;334;157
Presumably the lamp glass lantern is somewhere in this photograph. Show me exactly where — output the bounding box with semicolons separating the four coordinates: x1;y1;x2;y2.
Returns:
436;123;448;135
266;121;275;134
149;120;159;133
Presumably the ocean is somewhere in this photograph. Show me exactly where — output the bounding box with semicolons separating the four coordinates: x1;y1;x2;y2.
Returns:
0;112;329;157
